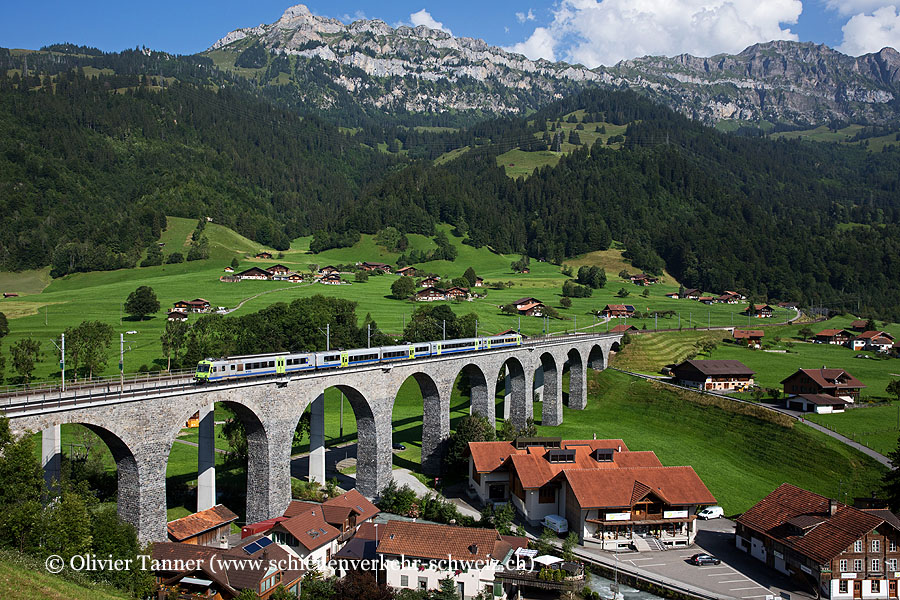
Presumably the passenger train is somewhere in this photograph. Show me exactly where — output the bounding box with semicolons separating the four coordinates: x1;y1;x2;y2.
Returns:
194;334;523;382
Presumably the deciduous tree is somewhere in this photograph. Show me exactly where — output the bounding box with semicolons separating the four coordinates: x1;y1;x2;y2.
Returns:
10;338;41;385
125;285;160;320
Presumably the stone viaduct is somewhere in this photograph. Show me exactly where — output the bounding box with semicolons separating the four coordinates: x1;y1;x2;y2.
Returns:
5;333;621;543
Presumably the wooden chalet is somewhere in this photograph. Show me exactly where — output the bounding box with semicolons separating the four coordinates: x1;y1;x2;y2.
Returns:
630;273;659;286
419;276;441;288
187;298;211;313
781;367;865;403
850;319;870;332
287;273;303;283
414;286;447;302
744;304;775;318
777;301;799;309
716;292;741;304
682;288;701;300
664;292;680;299
736;483;900;599
516;301;545;317
173;300;192;312
237;267;272;281
223;266;234;273
254;251;273;259
446;286;470;300
698;296;715;305
474;276;484;287
318;266;339;275
732;329;764;348
395;266;416;277
850;331;896;352
601;304;635;318
167;504;238;546
671;359;755;392
359;261;392;273
511;297;541;309
265;264;291;275
815;328;854;345
319;274;342;285
167;310;188;322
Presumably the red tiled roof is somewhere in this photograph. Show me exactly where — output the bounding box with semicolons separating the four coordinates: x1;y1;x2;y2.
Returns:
469;439;633;475
609;324;638;333
563;466;716;509
166;504;238;541
325;489;380;523
274;507;341;552
781;368;865;390
733;330;764;339
736;483;885;564
510;446;661;490
796;394;849;406
857;330;894;340
376;521;507;562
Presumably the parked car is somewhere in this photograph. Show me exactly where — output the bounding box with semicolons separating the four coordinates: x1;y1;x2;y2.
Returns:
697;506;724;519
543;514;568;535
689;554;721;566
391;442;406;451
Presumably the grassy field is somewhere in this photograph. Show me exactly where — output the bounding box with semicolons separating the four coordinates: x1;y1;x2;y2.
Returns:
3;218;809;385
612;329;725;374
771;124;900;152
807;406;900;456
0;551;129;600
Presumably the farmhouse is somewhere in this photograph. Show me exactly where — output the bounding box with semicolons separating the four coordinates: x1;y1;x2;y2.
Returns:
851;331;896;352
376;520;527;598
781;367;865;403
223;266;234;273
744;304;775;318
778;301;799;309
359;261;392;273
167;310;188;322
682;288;701;300
414;286;447;302
665;292;680;299
287;273;303;283
786;394;849;414
446;286;470;300
733;329;764;348
419;276;441;288
467;438;716;550
630;274;659;285
671;359;755;392
601;304;635;318
237;267;272;281
474;276;484;287
736;483;900;600
167;504;238;547
186;298;211;313
516;301;545;317
395;266;416;276
698;296;715;305
609;324;639;334
319;274;342;285
511;297;541;309
716;292;741;304
850;319;869;331
318;266;339;275
265;264;291;275
254;251;273;259
815;329;854;345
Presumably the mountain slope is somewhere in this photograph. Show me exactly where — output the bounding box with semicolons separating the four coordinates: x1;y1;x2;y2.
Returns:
206;4;900;127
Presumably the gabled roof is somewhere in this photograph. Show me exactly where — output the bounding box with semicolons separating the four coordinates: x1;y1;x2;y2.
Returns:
237;267;271;277
563;466;716;509
816;328;852;337
376;520;512;562
610;324;639;333
736;483;886;564
265;264;291;271
167;504;238;541
850;319;869;329
673;359;755;377
857;330;894;340
273;506;341;552
469;439;631;475
796;394;849;406
733;330;764;339
603;304;631;311
325;488;380;523
781;368;865;390
221;534;305;590
512;297;541;306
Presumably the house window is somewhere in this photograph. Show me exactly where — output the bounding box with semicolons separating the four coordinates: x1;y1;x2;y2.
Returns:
874;540;881;553
400;575;408;587
873;580;881;593
855;540;864;553
891;540;897;552
839;580;848;593
855;559;864;572
873;559;881;572
888;559;897;572
418;577;428;590
840;559;848;572
539;486;555;504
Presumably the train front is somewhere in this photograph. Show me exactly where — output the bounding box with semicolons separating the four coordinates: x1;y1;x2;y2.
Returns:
194;360;213;382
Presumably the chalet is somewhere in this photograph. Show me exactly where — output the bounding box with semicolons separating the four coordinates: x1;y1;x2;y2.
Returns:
733;329;764;348
781;367;866;403
601;304;635;318
736;483;900;600
778;301;799;309
716;292;741;304
682;288;701;300
151;537;303;599
869;336;895;353
265;264;291;276
220;275;240;283
850;319;870;331
786;394;849;414
851;331;896;352
664;292;680;299
318;266;339;275
414;286;447;302
167;504;238;546
255;251;273;260
474;276;484;287
173;300;191;312
446;286;470;300
360;261;392;273
237;267;272;281
467;438;716;550
671;359;755;392
376;520;527;598
395;266;416;277
516;301;545;317
281;489;379;545
815;329;854;345
223;266;234;273
167;310;188;322
511;297;540;309
269;506;342;569
287;273;303;283
186;298;211;313
609;324;639;334
319;274;342;285
420;276;441;288
698;296;715;305
630;273;659;286
521;267;530;274
744;304;775;318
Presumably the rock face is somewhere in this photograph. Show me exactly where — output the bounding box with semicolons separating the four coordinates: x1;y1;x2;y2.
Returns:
208;4;900;125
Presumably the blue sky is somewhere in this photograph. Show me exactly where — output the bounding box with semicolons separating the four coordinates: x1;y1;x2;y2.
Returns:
2;1;898;66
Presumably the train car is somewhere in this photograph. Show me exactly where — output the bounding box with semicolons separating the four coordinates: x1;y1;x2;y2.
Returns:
314;347;382;369
380;343;433;363
483;334;522;349
432;337;481;356
195;351;315;382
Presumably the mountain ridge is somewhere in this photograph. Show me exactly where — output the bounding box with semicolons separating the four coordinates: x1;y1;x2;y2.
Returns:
207;4;900;127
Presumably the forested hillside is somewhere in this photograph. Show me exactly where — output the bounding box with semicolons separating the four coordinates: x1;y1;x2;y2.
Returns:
0;57;397;275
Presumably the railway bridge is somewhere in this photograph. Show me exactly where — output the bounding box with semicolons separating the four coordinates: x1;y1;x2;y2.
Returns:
2;332;622;542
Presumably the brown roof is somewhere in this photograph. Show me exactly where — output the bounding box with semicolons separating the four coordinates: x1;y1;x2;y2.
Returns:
733;330;764;339
563;466;716;509
274;506;341;552
796;394;849;406
166;505;238;541
284;500;319;518
221;535;305;591
850;320;868;329
610;324;639;333
673;359;755;377
325;489;380;523
469;439;632;474
857;330;894;340
376;521;507;562
736;483;886;564
816;328;850;337
604;304;629;311
512;297;540;306
781;368;865;390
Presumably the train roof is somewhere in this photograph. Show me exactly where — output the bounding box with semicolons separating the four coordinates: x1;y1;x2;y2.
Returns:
209;351;310;361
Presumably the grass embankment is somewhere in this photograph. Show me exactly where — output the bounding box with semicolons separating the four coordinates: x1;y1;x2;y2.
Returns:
0;550;129;600
543;370;886;515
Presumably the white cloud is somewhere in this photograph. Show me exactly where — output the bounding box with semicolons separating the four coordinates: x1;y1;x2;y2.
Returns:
516;9;537;24
506;0;803;67
838;5;900;55
824;0;892;16
409;9;452;34
340;10;367;22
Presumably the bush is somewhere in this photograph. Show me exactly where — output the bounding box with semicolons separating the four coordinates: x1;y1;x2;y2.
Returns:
166;252;184;264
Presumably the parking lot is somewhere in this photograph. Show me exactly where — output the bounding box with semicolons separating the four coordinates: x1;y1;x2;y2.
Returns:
578;518;817;600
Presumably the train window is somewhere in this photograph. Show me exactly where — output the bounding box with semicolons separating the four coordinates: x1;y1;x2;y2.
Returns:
269;361;275;368
324;355;339;362
351;353;378;362
300;358;307;364
384;350;405;358
231;365;235;370
416;346;429;353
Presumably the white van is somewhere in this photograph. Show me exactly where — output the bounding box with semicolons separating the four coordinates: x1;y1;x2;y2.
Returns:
697;506;724;520
543;514;569;535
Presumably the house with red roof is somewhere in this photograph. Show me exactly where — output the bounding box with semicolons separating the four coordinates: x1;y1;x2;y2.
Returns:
166;504;238;547
815;329;854;345
467;437;715;549
601;304;635;318
736;483;900;599
395;266;416;277
781;367;866;404
609;324;639;334
733;329;764;348
671;359;755;392
850;331;896;352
